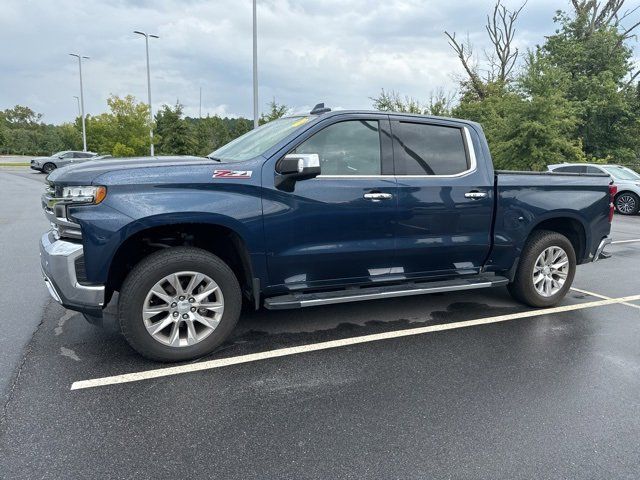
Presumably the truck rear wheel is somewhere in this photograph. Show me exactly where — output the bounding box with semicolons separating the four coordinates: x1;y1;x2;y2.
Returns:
118;247;242;362
507;230;576;308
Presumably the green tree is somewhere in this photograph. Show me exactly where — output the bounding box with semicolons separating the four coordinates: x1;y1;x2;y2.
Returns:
370;88;453;116
259;99;288;125
539;2;640;162
155;102;196;155
84;95;151;156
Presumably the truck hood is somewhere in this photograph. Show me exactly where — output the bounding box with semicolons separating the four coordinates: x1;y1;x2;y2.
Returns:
46;155;212;185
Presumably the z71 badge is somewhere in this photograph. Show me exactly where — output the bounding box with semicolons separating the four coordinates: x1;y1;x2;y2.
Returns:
213;170;253;179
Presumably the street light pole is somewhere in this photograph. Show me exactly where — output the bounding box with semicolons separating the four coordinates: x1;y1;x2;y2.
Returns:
73;96;81;117
252;0;258;129
134;30;159;156
69;53;89;152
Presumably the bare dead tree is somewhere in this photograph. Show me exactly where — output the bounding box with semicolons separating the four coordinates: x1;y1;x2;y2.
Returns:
445;1;526;99
570;0;640;38
485;1;527;83
444;32;487;99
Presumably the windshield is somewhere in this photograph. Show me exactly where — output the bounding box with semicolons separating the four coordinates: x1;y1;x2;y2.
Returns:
602;166;640;181
208;116;311;162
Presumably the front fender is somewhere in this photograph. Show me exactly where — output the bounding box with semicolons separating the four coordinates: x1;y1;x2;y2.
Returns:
70;183;265;285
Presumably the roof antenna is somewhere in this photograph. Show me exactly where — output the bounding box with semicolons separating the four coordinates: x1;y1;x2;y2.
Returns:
310;103;331;115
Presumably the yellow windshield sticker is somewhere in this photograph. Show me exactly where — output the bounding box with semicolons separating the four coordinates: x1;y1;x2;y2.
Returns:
291;117;310;128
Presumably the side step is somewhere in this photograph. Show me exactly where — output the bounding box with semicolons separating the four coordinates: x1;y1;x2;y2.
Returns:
264;274;509;310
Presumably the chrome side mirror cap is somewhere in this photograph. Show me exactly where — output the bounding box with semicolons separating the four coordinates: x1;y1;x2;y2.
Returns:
275;154;321;191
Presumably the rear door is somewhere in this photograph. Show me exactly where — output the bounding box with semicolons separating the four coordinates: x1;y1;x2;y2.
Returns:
262;114;398;290
391;119;494;278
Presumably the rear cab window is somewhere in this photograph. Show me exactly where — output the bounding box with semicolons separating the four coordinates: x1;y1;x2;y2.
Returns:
390;121;470;176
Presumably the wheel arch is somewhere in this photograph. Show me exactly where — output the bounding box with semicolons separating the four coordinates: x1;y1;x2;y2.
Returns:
106;219;257;306
527;214;588;264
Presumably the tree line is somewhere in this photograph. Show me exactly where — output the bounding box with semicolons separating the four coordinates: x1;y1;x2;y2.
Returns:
0;96;288;157
372;0;640;171
1;0;639;171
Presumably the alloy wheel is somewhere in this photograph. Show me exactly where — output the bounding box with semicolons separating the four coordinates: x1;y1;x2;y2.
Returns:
142;271;224;347
532;246;569;297
616;194;637;215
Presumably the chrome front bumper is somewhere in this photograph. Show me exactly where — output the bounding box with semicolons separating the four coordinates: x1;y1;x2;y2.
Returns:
39;231;105;313
592;237;612;262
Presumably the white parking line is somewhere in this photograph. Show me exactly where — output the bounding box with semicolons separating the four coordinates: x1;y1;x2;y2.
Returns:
612;239;640;245
571;287;640;310
70;293;640;391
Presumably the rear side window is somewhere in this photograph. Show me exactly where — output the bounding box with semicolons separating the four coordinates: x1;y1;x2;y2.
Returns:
554;165;586;173
391;122;469;175
586;166;604;174
293;120;381;176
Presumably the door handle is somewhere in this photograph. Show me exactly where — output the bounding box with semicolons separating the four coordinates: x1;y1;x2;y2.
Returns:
364;192;393;201
464;191;487;199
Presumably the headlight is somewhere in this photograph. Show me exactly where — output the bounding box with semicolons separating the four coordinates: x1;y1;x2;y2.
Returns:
61;185;107;204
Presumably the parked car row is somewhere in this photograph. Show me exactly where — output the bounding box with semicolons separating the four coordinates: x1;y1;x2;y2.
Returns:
30;151;111;174
548;163;640;215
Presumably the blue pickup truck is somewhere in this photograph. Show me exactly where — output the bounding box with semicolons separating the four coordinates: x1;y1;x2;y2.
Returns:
40;106;615;361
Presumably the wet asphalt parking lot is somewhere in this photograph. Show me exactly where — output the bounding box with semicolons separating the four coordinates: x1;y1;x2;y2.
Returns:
1;167;639;479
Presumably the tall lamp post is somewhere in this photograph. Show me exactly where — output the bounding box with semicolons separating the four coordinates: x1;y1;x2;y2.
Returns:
69;53;89;152
73;96;81;117
252;0;258;129
134;30;159;156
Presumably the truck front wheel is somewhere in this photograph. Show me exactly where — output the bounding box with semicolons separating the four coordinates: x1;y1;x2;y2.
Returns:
118;247;242;362
507;230;576;308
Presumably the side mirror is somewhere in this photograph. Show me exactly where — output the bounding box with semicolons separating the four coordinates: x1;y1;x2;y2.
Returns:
275;153;321;191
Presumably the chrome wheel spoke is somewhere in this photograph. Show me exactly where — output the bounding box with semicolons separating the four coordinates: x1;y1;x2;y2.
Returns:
194;283;218;303
150;284;173;304
148;315;173;336
193;313;220;330
143;305;169;319
199;302;224;313
185;273;204;296
168;322;181;346
185;319;198;345
166;273;184;296
551;259;569;269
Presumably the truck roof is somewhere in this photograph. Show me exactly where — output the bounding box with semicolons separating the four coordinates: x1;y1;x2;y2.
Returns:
293;109;482;129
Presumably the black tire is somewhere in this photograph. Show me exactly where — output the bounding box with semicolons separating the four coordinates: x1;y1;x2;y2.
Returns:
615;192;640;215
118;247;242;362
42;162;56;174
507;230;576;308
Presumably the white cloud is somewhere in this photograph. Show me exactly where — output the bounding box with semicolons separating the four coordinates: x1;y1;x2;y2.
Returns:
0;0;587;124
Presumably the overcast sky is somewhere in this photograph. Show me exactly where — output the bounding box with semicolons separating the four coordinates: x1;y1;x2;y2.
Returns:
1;0;636;124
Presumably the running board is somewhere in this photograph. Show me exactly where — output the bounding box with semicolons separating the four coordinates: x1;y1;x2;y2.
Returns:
264;274;509;310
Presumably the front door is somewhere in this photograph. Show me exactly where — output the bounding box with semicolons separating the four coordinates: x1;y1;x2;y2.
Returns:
391;119;494;278
262;115;398;291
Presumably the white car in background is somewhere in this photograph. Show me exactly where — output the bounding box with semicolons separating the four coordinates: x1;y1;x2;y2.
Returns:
548;163;640;215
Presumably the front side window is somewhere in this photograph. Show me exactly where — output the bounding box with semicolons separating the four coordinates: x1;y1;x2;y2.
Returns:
392;122;469;175
293;120;381;176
